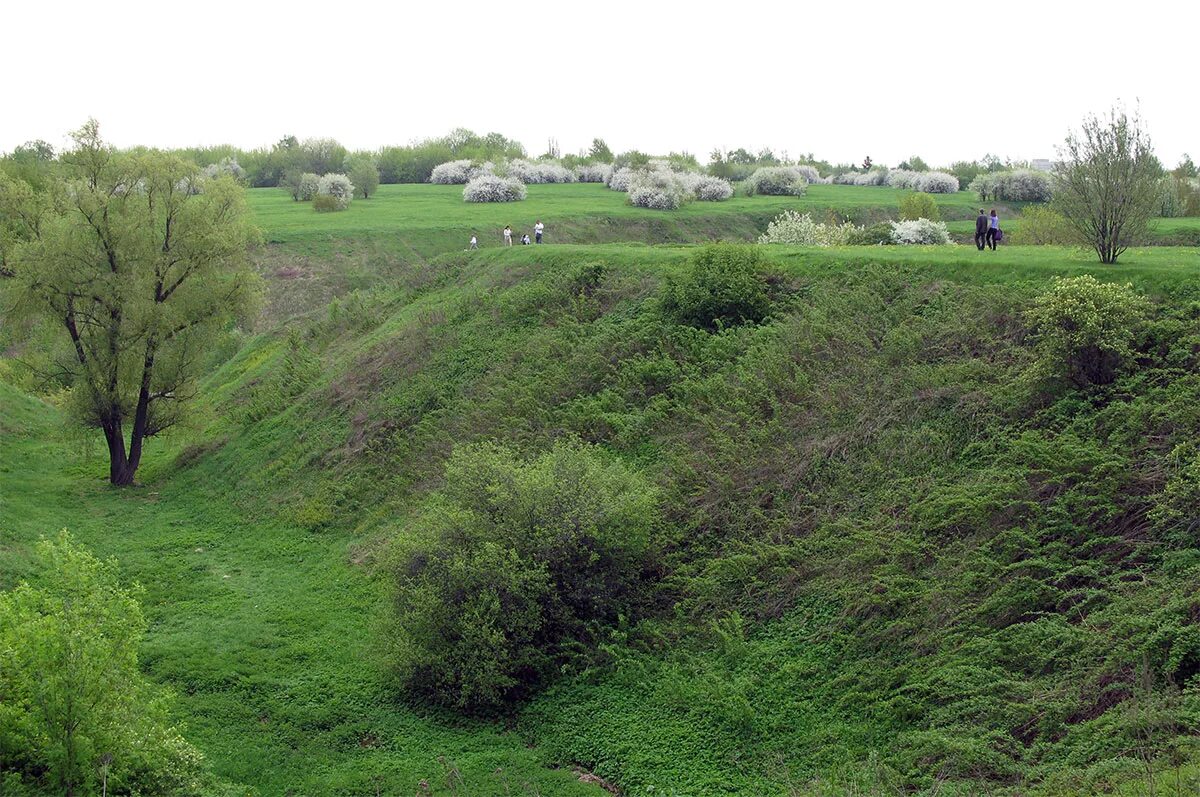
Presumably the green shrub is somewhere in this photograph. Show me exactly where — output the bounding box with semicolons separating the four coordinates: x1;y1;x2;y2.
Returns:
846;221;895;245
0;532;208;796
1027;275;1147;388
1012;205;1075;245
661;244;775;331
387;439;659;711
898;192;940;221
312;193;341;212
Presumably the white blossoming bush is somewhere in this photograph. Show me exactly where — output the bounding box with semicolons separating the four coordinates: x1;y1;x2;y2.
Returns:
1000;169;1053;202
759;210;861;246
792;164;822;183
430;159;495;184
575;163;614;183
886;169;920;190
202;157;246;182
316;173;354;210
851;170;890;186
627;170;689;210
889;218;952;245
298;172;322;201
913;171;960;194
607;167;637;192
463;173;527;202
505;159;576;184
744;166;809;197
692;174;734;201
174;174;205;195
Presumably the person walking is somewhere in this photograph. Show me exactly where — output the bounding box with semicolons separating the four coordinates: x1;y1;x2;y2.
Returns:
534;219;544;244
986;210;1000;251
503;225;512;246
469;234;478;250
974;209;988;251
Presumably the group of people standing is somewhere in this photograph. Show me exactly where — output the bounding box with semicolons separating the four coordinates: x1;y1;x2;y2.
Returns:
974;209;1002;251
469;221;546;250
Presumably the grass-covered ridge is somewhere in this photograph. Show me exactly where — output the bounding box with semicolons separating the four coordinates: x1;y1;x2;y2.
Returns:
4;241;1200;795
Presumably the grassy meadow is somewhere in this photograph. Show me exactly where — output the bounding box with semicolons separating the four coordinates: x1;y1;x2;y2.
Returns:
4;180;1200;796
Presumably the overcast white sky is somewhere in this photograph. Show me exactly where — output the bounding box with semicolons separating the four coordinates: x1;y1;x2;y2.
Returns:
2;0;1195;167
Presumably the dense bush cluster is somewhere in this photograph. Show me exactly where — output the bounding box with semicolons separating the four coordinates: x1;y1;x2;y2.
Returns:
691;174;734;201
744;166;809;196
628;169;689;210
387;440;659;711
759;210;861;246
662;244;776;329
833;169;889;186
606;167;636;192
200;156;245;182
969;169;1053;202
0;533;209;796
898;191;940;221
886;169;960;193
575;163;613;183
296;172;321;201
430;159;494;184
1026;275;1146;388
504;159;576;184
315;173;353;210
889;217;952;244
463;173;527;202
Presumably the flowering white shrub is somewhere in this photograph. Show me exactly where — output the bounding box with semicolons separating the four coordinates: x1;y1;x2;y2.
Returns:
969;169;1052;202
627;169;689;210
745;166;809;196
889;218;952;245
298;172;322;201
462;174;527;202
913;171;960;194
202;157;246;182
430;159;495;184
792;164;821;183
848;170;889;186
692;174;734;201
885;169;921;190
759;210;861;246
175;174;205;195
607;167;637;192
504;159;576;183
575;163;613;183
1000;169;1053;202
317;173;354;210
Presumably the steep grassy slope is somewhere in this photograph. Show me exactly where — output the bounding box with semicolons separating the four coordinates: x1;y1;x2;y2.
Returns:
4;242;1200;795
0;382;611;796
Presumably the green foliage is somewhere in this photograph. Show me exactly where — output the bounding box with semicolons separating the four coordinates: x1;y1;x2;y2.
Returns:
346;155;380;199
1027;275;1147;388
311;192;342;212
898;191;940;221
1012;204;1074;245
1054;107;1162;263
8;119;261;484
661;244;776;330
0;532;207;796
387;440;659;711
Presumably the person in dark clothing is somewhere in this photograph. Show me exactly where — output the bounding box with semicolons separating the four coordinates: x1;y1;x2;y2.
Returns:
986;209;1000;250
974;209;988;250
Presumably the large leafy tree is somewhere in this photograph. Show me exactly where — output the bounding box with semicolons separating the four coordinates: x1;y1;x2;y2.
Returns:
8;120;259;485
1053;107;1162;264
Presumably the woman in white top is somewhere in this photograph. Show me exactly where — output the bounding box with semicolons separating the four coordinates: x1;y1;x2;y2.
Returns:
503;225;512;246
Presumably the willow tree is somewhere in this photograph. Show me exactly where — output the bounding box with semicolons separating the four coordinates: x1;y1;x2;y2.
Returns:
9;120;260;485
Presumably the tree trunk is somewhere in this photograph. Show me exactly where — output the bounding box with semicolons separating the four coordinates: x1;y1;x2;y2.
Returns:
103;421;137;486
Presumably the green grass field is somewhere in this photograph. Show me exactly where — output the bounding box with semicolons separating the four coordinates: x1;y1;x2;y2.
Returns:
247;182;985;255
4;180;1200;795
